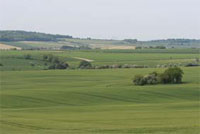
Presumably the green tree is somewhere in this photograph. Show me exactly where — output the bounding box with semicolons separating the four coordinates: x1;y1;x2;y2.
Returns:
160;67;184;84
79;60;92;69
55;62;69;69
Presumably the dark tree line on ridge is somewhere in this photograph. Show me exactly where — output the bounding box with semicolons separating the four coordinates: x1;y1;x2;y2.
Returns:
0;30;72;41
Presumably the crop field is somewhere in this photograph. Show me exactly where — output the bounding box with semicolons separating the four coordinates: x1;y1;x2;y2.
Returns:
0;39;128;50
0;48;199;134
0;43;21;50
0;67;200;134
0;49;199;71
55;50;199;66
0;2;200;134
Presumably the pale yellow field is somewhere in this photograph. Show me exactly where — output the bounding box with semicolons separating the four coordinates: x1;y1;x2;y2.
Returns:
73;57;94;62
90;44;136;50
101;45;136;50
0;43;22;50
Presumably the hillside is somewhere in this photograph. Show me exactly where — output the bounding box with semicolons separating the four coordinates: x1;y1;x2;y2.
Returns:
0;31;200;49
0;49;199;71
0;30;72;41
0;67;199;134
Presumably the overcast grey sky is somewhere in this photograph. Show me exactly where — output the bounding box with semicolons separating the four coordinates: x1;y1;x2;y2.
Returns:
0;0;199;40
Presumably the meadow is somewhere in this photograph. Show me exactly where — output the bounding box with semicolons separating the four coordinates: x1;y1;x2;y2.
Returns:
0;48;200;134
0;49;199;71
0;67;200;134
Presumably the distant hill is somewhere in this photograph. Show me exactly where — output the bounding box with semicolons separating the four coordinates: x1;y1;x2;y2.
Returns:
142;39;200;46
0;30;72;41
121;38;200;48
0;30;199;48
123;38;200;46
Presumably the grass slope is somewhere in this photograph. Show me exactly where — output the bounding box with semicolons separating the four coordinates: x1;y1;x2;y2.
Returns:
0;49;199;71
0;67;199;134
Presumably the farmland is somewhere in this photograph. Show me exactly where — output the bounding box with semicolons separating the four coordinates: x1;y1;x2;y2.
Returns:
1;1;200;133
0;40;200;134
0;43;21;50
0;49;199;71
0;67;200;134
1;31;200;50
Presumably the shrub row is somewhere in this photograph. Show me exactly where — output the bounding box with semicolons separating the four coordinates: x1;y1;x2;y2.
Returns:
185;63;199;67
78;60;92;69
94;64;148;69
156;63;200;68
77;60;149;69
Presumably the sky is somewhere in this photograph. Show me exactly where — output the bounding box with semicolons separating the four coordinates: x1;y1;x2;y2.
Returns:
0;0;199;40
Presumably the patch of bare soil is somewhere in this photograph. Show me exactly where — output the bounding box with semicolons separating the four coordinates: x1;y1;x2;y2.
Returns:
0;43;22;50
73;57;94;62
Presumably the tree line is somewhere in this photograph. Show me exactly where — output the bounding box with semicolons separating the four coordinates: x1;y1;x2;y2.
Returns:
0;30;72;41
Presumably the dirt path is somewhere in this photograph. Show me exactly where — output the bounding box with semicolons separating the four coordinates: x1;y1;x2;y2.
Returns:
73;57;94;62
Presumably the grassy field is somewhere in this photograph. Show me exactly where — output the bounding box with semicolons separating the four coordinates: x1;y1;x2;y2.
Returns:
0;67;200;134
0;49;199;71
55;50;199;67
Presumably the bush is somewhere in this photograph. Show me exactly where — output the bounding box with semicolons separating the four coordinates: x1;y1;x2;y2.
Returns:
110;64;121;69
146;72;158;84
158;73;169;84
30;62;35;66
43;55;48;60
160;67;183;84
195;57;199;62
52;57;60;64
79;60;92;69
48;64;56;69
43;54;69;70
55;62;69;69
133;75;146;85
133;67;184;85
185;63;199;67
48;62;69;70
155;46;166;49
136;46;142;49
24;54;32;59
122;64;130;68
133;72;158;86
0;63;3;66
43;54;58;63
47;54;54;62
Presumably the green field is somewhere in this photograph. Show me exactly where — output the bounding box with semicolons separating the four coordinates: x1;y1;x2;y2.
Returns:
0;48;200;134
0;67;200;134
0;49;199;71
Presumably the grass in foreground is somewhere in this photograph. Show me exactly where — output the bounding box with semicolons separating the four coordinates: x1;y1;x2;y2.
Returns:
0;67;199;133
